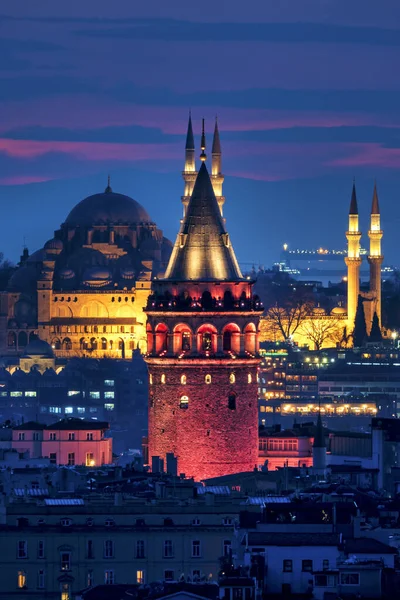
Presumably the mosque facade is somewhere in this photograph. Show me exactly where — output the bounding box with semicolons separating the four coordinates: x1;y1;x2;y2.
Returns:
0;180;172;360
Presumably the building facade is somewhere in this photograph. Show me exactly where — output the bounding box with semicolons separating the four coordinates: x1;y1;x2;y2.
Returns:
0;181;172;360
145;121;263;480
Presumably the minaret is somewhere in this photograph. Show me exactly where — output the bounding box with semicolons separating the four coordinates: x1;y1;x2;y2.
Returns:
312;411;326;475
368;183;383;326
345;182;362;331
211;117;225;215
182;112;197;216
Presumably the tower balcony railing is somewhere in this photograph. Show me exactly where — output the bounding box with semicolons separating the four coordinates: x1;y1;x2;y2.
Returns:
146;295;263;312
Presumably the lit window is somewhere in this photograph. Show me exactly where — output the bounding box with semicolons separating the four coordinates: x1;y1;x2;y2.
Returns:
90;391;100;399
248;373;252;383
65;407;73;414
179;395;189;409
10;391;23;397
161;374;166;384
136;570;145;584
25;391;36;397
86;453;94;466
68;390;79;396
104;570;115;584
104;403;114;411
77;407;85;414
61;582;71;600
104;380;114;387
149;374;153;385
17;570;26;589
104;391;114;399
181;375;187;385
229;373;235;384
205;374;212;384
49;406;61;414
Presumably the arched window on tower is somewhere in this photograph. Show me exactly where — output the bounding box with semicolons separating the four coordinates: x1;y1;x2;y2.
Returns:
205;374;212;384
155;323;168;354
223;330;232;351
202;332;212;351
228;393;237;410
101;337;107;350
179;395;189;409
248;373;252;384
7;332;16;348
229;373;236;384
161;374;166;384
182;331;191;351
181;375;187;385
18;331;27;349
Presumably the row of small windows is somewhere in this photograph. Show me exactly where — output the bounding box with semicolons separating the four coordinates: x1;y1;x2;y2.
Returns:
18;515;231;529
49;338;135;351
7;331;36;348
53;296;135;303
52;325;135;334
178;393;237;410
150;373;253;385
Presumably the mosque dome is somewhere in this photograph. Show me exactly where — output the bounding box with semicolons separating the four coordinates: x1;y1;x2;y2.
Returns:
120;268;136;280
312;307;326;315
58;267;75;280
64;185;152;227
7;265;39;293
22;338;54;358
331;306;347;315
44;238;63;251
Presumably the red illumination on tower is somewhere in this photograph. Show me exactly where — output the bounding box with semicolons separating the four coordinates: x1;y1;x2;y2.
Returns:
145;122;262;480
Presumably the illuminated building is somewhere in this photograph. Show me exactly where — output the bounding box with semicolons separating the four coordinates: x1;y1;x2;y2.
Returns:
145;118;263;480
0;179;171;359
12;418;112;466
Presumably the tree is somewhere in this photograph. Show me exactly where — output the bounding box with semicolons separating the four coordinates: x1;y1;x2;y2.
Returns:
264;298;313;341
299;317;343;350
369;311;382;343
0;252;15;291
353;295;368;347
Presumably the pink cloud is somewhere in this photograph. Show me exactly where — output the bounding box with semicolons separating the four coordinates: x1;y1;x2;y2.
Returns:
0;175;53;186
327;143;400;168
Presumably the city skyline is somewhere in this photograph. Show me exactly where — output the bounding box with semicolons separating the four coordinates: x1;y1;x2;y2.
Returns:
0;1;400;266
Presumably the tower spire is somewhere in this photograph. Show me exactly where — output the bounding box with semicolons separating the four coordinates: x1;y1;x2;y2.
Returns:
345;181;362;336
211;116;225;215
371;181;380;215
105;174;112;193
200;118;207;162
182;111;197;216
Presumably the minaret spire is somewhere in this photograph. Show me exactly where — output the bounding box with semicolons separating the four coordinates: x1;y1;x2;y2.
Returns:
182;111;197;216
200;118;207;162
368;182;383;330
211;116;225;215
345;181;362;336
105;174;112;193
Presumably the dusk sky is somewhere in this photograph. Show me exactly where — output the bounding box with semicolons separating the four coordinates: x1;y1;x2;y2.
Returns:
1;1;400;269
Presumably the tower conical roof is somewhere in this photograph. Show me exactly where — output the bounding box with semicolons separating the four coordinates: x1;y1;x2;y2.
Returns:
164;163;243;281
349;182;358;215
212;118;221;154
313;412;326;448
371;182;380;215
185;113;195;151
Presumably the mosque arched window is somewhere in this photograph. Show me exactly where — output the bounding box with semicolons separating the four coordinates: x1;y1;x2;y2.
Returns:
120;326;125;333
18;331;27;348
52;338;61;350
109;340;113;349
101;338;107;350
63;338;72;351
228;393;237;410
118;338;124;351
179;395;189;409
103;326;107;333
90;338;98;350
7;332;16;348
93;326;98;334
80;338;88;351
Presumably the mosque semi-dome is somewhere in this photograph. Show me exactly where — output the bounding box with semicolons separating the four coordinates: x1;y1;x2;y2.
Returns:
65;189;152;227
22;338;54;358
